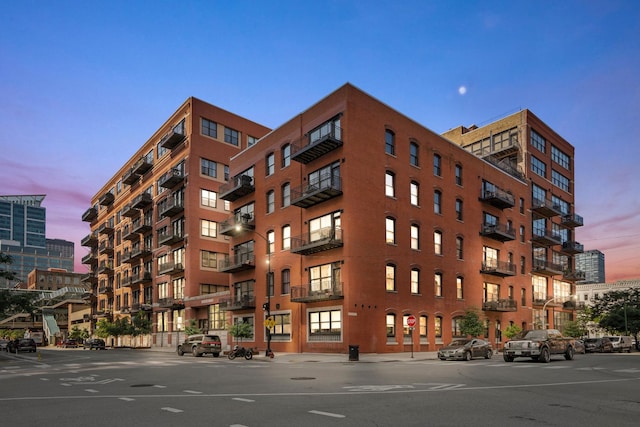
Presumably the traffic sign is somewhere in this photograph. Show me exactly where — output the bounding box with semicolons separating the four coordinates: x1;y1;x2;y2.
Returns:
406;315;416;328
265;317;276;330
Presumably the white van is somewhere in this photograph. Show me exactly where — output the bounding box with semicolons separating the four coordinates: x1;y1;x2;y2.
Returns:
605;336;633;353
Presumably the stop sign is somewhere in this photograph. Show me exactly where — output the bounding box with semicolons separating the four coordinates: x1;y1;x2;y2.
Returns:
406;315;416;328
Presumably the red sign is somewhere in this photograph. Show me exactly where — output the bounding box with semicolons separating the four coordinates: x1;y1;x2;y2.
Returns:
406;315;417;328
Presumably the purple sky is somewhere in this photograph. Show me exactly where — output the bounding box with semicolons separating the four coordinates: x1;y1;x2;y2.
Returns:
1;1;638;282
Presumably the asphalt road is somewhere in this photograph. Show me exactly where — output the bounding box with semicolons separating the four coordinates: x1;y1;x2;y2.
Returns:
1;348;639;426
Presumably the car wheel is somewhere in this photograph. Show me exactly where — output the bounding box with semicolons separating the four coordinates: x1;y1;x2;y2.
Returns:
213;352;220;358
192;347;201;357
539;347;551;363
564;346;574;360
503;355;514;362
464;351;472;361
177;346;184;356
485;349;492;359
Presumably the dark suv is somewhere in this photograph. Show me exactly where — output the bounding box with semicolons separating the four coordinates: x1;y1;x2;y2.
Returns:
8;338;37;353
83;338;106;350
177;334;221;357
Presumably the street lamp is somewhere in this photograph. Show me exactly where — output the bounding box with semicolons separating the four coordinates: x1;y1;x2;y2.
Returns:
236;218;274;358
541;295;576;329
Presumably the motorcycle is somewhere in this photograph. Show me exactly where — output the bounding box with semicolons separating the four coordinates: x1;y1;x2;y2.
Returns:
228;345;253;360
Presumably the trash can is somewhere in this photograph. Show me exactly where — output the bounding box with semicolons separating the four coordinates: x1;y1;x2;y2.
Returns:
348;344;359;361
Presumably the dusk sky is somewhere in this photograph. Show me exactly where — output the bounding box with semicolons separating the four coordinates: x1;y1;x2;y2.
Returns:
1;1;638;282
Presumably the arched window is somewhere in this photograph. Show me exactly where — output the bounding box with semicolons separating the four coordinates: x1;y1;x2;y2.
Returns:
386;313;396;343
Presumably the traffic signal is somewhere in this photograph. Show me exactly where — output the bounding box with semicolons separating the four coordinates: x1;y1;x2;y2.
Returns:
262;302;270;311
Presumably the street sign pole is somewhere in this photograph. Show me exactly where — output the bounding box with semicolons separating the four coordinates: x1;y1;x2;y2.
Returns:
406;315;417;359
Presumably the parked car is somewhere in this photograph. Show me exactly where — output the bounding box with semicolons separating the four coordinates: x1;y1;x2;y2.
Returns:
177;334;221;357
58;339;78;348
573;339;586;354
605;336;633;353
584;337;613;353
0;339;9;351
438;338;493;361
83;338;106;350
7;338;37;353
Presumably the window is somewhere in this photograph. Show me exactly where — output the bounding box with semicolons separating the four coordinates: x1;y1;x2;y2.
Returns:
281;269;290;294
520;225;525;243
410;142;419;166
201;250;217;268
201;158;217;178
435;316;442;338
455;164;463;186
456;277;464;299
551;145;570;170
309;211;341;243
411;269;420;294
309;262;340;293
224;165;229;181
385;129;395;155
281;183;290;207
455;199;463;221
410;181;419;206
456;237;463;260
434;190;442;214
308;161;340;191
483;246;498;269
552;170;570;192
201;189;217;208
452;318;463;337
282;225;291;250
531;156;546;177
386;264;396;291
386;314;396;342
435;272;443;297
434;154;442;176
386;217;396;244
484;282;500;302
419;316;427;341
267;271;274;297
410;225;420;250
271;313;291;341
532;184;546;205
309;310;341;342
224;127;239;146
531;130;546;153
266;190;275;213
201;219;217;238
267;230;275;254
521;256;526;274
385;171;395;197
247;135;258;147
202;118;217;138
310;116;341;144
282;144;291;167
434;230;442;255
266;153;275;176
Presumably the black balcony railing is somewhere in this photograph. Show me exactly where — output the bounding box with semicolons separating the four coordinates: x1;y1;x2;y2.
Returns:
479;188;515;209
82;207;97;222
158;168;185;189
291;124;343;164
480;223;516;242
532;229;562;246
131;192;153;209
158;230;185;246
291;176;343;208
81;232;98;247
563;269;586;282
482;298;517;312
219;174;254;201
218;253;255;273
131;156;153;175
158;262;184;275
99;192;114;206
159;198;184;218
532;198;562;218
98;222;114;235
290;281;344;303
532;259;563;276
480;260;516;277
219;213;255;236
291;228;343;255
561;213;584;228
560;241;584;254
221;295;256;310
160;128;185;150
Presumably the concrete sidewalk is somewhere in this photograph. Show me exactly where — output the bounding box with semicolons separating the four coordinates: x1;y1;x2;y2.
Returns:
247;351;441;363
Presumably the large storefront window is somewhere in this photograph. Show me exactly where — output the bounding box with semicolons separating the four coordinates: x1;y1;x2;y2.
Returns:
309;309;341;342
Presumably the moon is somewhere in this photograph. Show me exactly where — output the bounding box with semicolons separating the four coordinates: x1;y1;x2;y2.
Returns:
458;86;467;95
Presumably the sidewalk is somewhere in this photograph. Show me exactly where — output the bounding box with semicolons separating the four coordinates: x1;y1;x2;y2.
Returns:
255;351;441;363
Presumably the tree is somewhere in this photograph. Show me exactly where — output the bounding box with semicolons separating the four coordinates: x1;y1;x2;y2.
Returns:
459;309;485;338
228;321;253;345
0;289;38;319
590;288;640;348
130;312;152;348
184;319;201;336
562;321;586;338
68;326;89;342
94;319;113;339
504;324;523;339
0;252;17;281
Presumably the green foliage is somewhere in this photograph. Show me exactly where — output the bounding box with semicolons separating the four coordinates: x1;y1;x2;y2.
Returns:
184;319;201;336
94;319;113;339
590;288;640;337
0;328;25;340
459;309;485;338
0;252;17;281
228;321;253;343
68;326;90;341
504;324;523;339
0;289;38;318
131;312;152;337
562;321;586;338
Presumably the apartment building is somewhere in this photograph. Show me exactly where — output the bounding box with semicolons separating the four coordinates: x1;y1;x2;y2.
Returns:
81;98;270;349
444;109;584;332
576;249;606;283
219;84;580;354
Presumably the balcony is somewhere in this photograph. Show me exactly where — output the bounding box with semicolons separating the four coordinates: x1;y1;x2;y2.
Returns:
560;241;584;255
81;232;98;247
532;229;562;246
97;260;114;275
480;260;516;277
561;213;584;228
82;207;97;222
219;174;254;202
98;286;113;295
291;177;343;208
130;245;152;260
81;251;97;266
158;261;184;275
122;225;139;241
158;168;185;189
532;259;563;276
482;298;517;312
98;222;114;235
221;295;256;310
160;128;185;150
219;213;255;236
218;254;255;273
99;192;114;206
480;223;516;242
158;230;185;246
291;124;343;164
532;198;562;218
131;156;153;175
123;272;152;287
131;192;153;209
291;228;343;255
122;169;139;185
122;250;134;264
130;302;153;313
81;273;97;284
98;241;114;255
563;269;586;282
290;281;344;303
158;298;185;310
132;216;153;234
122;203;138;218
159;198;184;218
479;188;515;209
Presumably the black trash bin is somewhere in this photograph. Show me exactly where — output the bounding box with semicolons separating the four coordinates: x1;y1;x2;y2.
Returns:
348;344;359;361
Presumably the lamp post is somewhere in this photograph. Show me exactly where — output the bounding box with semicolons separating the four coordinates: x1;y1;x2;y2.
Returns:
236;218;273;357
541;295;576;330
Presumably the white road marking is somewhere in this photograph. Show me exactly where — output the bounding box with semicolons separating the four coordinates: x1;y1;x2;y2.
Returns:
309;410;346;418
153;385;167;388
161;407;183;413
119;397;135;401
61;383;72;387
85;389;99;393
40;378;49;381
232;398;255;402
183;390;203;394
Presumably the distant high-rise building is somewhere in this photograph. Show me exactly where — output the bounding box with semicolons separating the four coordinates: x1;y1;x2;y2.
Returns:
576;250;605;283
0;195;74;287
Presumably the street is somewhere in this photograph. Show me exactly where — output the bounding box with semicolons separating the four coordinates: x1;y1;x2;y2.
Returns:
1;349;639;426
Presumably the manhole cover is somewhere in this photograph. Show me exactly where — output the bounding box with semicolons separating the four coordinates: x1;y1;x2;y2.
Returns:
130;384;154;388
290;377;316;380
